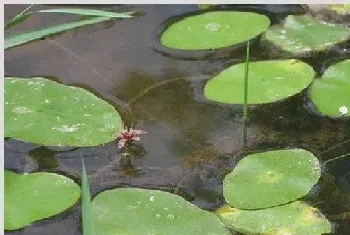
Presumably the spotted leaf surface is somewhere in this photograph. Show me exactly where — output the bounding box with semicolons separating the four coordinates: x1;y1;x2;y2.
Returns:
264;15;350;53
5;170;81;230
161;11;270;50
5;77;123;146
223;149;321;209
92;188;231;235
204;59;315;104
310;59;350;118
216;201;331;235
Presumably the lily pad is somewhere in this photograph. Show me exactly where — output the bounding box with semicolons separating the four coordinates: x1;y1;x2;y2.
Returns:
92;188;231;235
223;149;321;209
204;59;315;104
5;77;123;147
216;201;332;235
5;170;81;230
264;15;350;54
309;59;350;118
161;11;270;50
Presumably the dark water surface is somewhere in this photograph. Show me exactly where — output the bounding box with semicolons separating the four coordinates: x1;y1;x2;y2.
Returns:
4;4;350;235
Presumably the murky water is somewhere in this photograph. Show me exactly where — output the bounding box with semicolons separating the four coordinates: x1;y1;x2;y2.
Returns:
4;4;350;235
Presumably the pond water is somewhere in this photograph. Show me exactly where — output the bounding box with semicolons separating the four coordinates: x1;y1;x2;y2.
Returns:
4;4;350;235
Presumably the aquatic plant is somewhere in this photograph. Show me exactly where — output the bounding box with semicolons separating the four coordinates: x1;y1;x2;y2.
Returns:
4;5;347;235
160;11;270;50
218;149;332;234
204;59;315;104
223;149;321;209
5;170;81;230
243;40;250;122
81;158;95;235
84;148;331;235
216;201;331;235
5;7;134;49
91;188;231;235
117;127;147;149
4;4;34;30
4;77;123;146
264;14;350;54
309;59;350;118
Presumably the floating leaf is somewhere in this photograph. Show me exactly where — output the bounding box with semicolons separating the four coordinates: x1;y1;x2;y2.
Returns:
204;59;315;104
223;149;321;209
92;188;231;235
310;59;350;118
5;17;115;49
264;15;350;54
5;170;81;230
216;201;332;235
161;11;270;50
5;77;123;147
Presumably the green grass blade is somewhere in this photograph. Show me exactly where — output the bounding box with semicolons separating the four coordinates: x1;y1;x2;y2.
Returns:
5;4;34;30
243;40;250;122
5;16;112;49
243;41;250;148
35;8;134;18
5;8;133;31
81;157;95;235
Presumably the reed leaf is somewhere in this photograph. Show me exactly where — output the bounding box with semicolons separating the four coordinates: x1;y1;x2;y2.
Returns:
81;158;95;235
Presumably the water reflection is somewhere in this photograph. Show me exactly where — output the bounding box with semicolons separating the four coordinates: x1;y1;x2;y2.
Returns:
29;147;59;170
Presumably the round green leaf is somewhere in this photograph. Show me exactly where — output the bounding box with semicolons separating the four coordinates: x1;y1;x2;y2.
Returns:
223;149;321;209
5;170;81;230
310;59;350;118
161;11;270;50
92;188;231;235
216;201;331;235
204;59;315;104
264;15;350;54
5;77;123;147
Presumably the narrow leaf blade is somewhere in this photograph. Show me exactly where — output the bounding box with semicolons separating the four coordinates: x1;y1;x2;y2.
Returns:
5;14;31;30
5;16;112;49
5;4;34;30
81;158;95;235
243;40;250;121
36;8;134;18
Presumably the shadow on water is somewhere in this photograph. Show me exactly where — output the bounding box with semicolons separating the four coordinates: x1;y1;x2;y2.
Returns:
4;4;350;235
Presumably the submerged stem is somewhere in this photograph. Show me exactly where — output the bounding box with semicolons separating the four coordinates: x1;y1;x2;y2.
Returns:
321;138;350;155
127;77;184;105
328;212;350;221
322;153;350;165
